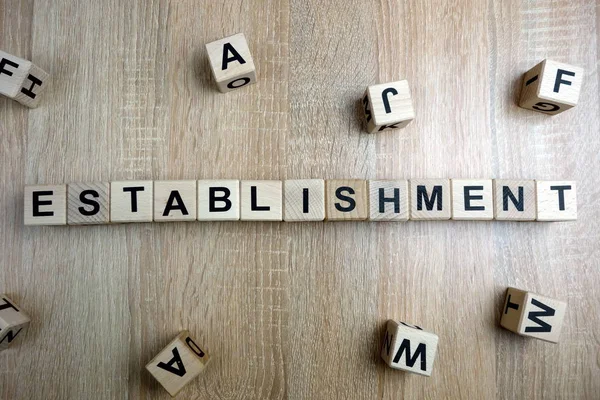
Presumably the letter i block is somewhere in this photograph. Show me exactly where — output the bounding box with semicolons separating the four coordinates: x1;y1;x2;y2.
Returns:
0;50;49;108
500;288;567;343
518;59;583;115
146;331;211;397
0;296;31;351
362;80;415;133
381;320;438;376
206;33;257;93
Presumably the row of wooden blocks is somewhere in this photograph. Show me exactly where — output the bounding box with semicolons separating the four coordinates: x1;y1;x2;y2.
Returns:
24;179;576;226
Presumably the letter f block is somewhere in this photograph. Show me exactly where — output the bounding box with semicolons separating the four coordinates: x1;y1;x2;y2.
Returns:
362;80;415;133
381;320;438;376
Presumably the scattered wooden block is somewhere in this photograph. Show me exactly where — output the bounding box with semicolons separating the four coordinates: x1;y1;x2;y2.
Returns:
146;331;211;397
409;179;451;220
0;295;31;351
500;287;567;343
368;180;409;221
24;184;67;225
283;179;325;222
110;181;153;223
67;182;110;225
0;50;49;108
518;59;583;115
451;179;493;220
493;179;536;221
154;181;197;222
362;80;415;133
325;180;368;221
206;33;257;93
381;320;438;376
536;181;577;221
240;181;282;221
197;180;240;221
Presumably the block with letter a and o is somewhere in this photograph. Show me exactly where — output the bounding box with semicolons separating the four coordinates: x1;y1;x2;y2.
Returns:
154;180;197;222
24;184;67;225
283;179;325;222
0;295;31;351
197;180;240;221
0;50;49;108
518;59;583;115
67;182;110;225
206;33;257;93
240;180;282;221
110;181;153;223
362;80;415;133
381;320;438;376
493;179;536;221
325;180;368;221
451;179;494;221
368;180;409;221
536;181;577;221
500;287;567;343
146;330;211;397
409;179;451;220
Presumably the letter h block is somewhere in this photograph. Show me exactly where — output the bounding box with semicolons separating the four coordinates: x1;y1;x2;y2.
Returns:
0;50;49;108
500;287;567;343
381;320;438;376
206;33;257;93
0;296;31;351
146;331;211;397
362;80;415;133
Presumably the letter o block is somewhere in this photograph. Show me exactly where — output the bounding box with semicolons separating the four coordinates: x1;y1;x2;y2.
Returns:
381;320;438;376
206;33;257;93
0;50;49;108
362;80;415;133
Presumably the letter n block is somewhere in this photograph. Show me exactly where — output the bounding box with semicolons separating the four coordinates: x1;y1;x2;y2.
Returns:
518;59;583;115
362;80;415;133
0;50;49;108
0;296;31;351
381;320;438;376
206;33;257;93
500;287;567;343
146;331;211;397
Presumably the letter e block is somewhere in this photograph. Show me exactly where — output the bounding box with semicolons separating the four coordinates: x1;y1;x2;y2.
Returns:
409;179;451;220
0;50;49;108
325;180;368;221
24;184;67;225
110;181;153;223
154;181;197;222
206;33;257;93
381;320;438;376
240;180;282;221
368;180;409;221
493;179;536;221
451;179;493;220
283;179;325;222
0;295;31;351
362;80;415;133
536;181;577;221
197;180;240;221
67;182;110;225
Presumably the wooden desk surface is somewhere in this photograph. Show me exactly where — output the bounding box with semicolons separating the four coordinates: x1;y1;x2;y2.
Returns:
1;0;599;399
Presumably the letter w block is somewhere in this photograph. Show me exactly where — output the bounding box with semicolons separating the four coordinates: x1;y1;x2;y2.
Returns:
381;320;439;376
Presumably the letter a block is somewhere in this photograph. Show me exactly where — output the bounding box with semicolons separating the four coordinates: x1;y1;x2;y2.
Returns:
0;296;31;351
500;287;567;343
146;331;211;397
154;181;197;222
0;50;49;108
206;33;257;93
362;80;415;133
381;320;438;376
518;59;583;115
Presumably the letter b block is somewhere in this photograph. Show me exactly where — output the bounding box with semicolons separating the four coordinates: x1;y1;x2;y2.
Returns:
381;320;438;376
0;296;31;351
362;80;415;133
0;50;49;108
206;33;257;93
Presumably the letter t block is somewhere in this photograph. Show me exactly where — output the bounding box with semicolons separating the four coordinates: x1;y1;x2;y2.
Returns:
362;80;415;133
381;320;438;376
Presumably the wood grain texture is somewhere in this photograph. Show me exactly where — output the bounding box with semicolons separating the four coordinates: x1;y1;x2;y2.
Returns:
1;0;599;399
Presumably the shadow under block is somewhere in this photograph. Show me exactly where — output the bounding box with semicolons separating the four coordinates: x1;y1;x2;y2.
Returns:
283;179;325;222
146;331;211;397
381;320;438;376
197;180;240;221
500;287;567;343
240;181;282;221
67;182;110;225
536;181;577;221
154;181;197;222
409;179;451;220
325;180;368;221
518;59;584;115
368;180;409;221
451;179;493;220
363;80;415;133
110;181;153;223
493;179;536;221
0;50;49;108
24;184;67;225
0;296;31;351
206;33;257;93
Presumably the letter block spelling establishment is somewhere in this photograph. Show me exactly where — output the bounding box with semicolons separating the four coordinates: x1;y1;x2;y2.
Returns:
110;181;153;223
24;184;67;225
493;179;536;221
500;288;567;343
0;50;49;108
368;180;409;221
362;80;415;133
283;179;325;221
325;180;368;221
67;182;110;225
451;179;494;221
206;33;257;93
536;181;577;221
409;179;451;220
381;320;438;376
0;296;31;351
197;180;240;221
146;331;211;397
240;180;282;221
154;181;197;222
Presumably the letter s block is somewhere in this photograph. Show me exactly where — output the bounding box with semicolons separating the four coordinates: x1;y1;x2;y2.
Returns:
146;331;211;397
206;33;257;93
0;296;31;351
518;59;583;115
500;287;567;343
381;320;438;376
0;50;49;108
362;80;415;133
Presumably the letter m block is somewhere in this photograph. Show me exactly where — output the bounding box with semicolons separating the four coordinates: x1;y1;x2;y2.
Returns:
381;320;439;376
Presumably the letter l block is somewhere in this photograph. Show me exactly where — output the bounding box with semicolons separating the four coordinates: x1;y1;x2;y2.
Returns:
381;320;439;376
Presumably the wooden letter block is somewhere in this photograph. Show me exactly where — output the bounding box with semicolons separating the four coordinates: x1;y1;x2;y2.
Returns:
67;182;110;225
0;50;49;108
409;179;451;220
518;59;583;115
240;181;282;221
206;33;257;93
451;179;493;220
24;184;67;225
536;181;577;221
493;180;536;221
197;180;240;221
381;320;438;376
325;180;368;221
500;287;567;343
110;181;153;223
368;180;409;221
0;295;31;351
154;181;197;222
362;80;415;133
146;331;211;397
283;179;325;222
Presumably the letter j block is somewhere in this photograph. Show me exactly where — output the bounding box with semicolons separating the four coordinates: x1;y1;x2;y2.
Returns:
206;33;257;93
381;320;438;376
362;80;415;133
